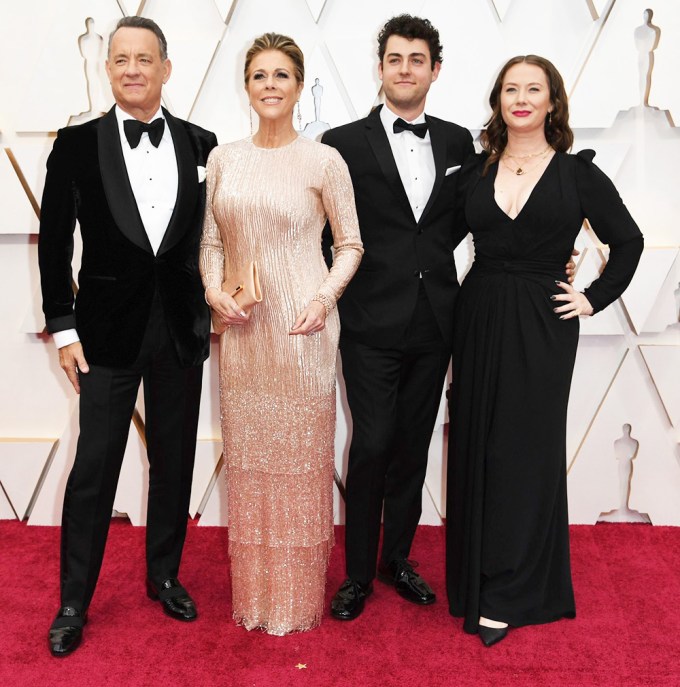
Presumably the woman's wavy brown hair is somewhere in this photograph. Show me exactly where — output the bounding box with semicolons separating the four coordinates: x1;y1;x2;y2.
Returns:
480;55;573;174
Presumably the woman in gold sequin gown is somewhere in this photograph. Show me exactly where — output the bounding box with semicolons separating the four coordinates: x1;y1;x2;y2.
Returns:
199;33;362;635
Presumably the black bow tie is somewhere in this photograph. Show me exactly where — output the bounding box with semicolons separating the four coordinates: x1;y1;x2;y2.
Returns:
393;118;428;139
123;117;165;148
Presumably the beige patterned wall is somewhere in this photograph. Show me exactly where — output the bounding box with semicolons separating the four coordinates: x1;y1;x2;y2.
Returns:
0;0;678;527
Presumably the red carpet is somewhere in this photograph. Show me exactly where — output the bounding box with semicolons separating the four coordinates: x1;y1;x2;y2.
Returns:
2;521;679;686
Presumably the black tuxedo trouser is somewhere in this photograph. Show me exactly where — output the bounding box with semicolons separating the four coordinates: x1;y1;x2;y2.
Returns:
340;283;450;585
60;293;203;612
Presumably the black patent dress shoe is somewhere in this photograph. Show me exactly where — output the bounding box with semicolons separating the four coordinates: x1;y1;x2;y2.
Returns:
478;624;509;647
48;606;87;657
147;578;197;621
330;578;373;620
377;559;436;605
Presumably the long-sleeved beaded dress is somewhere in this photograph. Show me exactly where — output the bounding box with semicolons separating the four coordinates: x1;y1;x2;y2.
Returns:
199;135;362;635
446;150;643;633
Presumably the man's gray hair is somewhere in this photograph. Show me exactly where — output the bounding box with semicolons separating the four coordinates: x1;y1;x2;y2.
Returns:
108;16;168;61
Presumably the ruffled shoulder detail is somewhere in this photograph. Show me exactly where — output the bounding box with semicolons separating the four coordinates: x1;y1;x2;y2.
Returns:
460;150;486;176
575;148;596;163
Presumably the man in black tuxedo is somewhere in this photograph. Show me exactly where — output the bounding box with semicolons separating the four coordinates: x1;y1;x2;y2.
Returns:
38;16;217;656
322;15;474;620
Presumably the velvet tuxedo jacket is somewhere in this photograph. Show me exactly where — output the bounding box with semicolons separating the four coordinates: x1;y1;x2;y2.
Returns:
39;107;218;368
322;106;474;348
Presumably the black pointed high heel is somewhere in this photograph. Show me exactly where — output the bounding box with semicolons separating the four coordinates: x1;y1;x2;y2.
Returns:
478;624;509;647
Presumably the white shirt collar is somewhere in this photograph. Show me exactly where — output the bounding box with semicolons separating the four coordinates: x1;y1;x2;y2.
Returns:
380;102;427;131
114;104;164;123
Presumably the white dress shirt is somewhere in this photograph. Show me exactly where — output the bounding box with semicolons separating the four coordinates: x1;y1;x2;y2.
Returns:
115;105;178;254
380;103;436;223
53;105;179;349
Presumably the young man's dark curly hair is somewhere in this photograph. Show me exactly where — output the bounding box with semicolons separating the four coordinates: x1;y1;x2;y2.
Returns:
377;14;443;69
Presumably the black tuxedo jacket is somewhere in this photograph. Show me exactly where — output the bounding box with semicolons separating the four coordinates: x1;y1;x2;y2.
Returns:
39;107;218;368
322;106;474;348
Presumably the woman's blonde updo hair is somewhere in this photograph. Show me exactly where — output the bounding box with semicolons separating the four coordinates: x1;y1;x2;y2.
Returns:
244;32;305;85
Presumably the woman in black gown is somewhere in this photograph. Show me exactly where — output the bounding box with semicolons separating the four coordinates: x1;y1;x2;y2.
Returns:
445;55;643;647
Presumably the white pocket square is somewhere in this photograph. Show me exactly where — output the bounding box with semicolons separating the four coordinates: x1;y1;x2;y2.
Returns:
197;166;206;183
445;165;461;176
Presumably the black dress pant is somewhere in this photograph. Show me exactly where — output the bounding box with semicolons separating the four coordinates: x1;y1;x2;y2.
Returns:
340;284;450;585
60;294;203;611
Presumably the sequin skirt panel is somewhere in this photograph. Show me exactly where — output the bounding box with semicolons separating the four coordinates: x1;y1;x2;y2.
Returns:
219;316;337;634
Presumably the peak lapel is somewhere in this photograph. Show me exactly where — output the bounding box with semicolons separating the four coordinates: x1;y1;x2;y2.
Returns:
418;115;446;226
97;108;153;253
364;107;415;224
157;110;198;256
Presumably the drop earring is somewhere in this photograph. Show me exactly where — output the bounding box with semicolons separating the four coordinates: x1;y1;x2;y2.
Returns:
249;104;253;136
297;100;302;131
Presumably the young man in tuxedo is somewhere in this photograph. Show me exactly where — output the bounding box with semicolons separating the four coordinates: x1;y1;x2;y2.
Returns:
38;16;217;656
322;15;474;620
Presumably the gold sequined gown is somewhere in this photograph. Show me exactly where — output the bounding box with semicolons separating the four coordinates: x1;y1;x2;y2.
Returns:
199;136;362;635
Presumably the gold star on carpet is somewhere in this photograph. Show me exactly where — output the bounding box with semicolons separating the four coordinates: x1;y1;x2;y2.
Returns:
295;663;307;670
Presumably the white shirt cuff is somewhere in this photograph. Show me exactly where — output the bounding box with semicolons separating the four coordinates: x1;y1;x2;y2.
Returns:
52;329;80;349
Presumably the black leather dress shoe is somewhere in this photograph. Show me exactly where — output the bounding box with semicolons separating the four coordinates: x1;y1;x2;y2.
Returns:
479;624;509;647
147;578;197;621
48;606;87;657
330;578;373;620
377;559;436;605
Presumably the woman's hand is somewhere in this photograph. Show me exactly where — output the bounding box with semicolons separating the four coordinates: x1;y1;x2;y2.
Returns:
551;281;593;320
565;248;579;285
290;301;327;336
206;287;250;327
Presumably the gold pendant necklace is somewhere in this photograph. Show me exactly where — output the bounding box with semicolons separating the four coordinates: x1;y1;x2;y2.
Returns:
504;144;551;161
501;147;552;176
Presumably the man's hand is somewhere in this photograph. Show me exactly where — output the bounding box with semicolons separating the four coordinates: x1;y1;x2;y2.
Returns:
58;342;90;394
565;248;580;285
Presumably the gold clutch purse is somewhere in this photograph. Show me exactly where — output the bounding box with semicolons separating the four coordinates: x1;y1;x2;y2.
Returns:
212;261;262;335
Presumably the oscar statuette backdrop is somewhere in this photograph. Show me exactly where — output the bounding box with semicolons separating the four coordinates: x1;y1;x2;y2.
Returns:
0;0;678;527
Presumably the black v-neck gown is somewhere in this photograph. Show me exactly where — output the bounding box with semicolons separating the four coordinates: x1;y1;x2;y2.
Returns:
446;151;643;633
